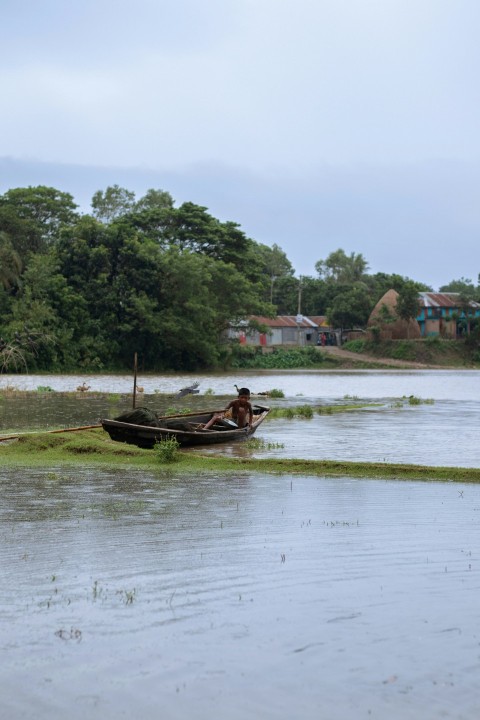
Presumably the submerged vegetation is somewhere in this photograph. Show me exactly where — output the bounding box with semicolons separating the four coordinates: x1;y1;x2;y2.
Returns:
0;428;479;483
268;402;383;419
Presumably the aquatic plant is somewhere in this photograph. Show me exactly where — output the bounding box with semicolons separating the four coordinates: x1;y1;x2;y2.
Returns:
118;588;136;605
164;406;192;415
37;386;54;392
245;437;285;450
154;437;181;462
268;388;285;398
296;404;314;418
406;395;434;406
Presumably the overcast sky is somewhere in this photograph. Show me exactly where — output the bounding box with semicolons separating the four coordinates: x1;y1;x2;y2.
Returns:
1;0;480;289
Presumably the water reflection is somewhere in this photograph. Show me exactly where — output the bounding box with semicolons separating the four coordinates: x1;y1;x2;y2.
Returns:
2;467;480;719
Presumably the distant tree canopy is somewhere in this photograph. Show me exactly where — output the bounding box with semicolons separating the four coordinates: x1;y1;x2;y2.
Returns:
0;185;277;371
0;183;472;371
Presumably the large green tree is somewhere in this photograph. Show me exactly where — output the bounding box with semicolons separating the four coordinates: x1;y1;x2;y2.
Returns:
327;283;373;329
396;281;420;337
257;243;294;303
0;186;78;260
316;249;369;284
91;185;136;223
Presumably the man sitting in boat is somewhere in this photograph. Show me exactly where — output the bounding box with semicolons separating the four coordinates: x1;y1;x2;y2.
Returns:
202;388;253;430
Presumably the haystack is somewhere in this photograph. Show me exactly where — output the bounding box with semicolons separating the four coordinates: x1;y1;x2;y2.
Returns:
368;289;421;340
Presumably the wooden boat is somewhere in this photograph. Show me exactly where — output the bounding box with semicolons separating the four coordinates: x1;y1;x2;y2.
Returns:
101;405;270;449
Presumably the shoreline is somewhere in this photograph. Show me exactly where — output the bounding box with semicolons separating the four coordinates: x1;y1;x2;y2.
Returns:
1;428;479;482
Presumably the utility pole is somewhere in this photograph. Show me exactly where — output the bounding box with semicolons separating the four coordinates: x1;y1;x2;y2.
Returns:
297;275;303;316
296;276;303;346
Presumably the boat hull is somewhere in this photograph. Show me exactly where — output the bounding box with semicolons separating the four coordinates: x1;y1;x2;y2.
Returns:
101;406;270;449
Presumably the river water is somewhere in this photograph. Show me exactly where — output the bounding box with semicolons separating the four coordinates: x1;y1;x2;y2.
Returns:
1;370;479;719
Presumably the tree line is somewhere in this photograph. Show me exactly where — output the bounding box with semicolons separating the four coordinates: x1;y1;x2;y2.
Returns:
0;184;477;372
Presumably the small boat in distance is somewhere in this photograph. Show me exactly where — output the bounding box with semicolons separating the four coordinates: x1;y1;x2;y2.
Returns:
101;405;270;449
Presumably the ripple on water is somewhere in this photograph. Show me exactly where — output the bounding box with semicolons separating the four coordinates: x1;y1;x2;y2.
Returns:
1;467;480;719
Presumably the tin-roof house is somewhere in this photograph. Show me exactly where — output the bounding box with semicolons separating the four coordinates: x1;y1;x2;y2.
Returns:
417;292;480;338
367;289;480;339
228;315;338;347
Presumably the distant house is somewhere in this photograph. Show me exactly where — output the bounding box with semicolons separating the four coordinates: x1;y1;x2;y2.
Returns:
417;292;480;338
228;315;338;347
367;289;480;339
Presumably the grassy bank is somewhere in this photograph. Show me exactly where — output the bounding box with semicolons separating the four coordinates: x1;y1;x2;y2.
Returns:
1;428;479;483
343;337;480;367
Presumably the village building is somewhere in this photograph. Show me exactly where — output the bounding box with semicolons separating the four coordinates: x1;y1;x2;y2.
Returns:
417;292;480;338
367;289;480;339
229;290;480;348
228;315;338;347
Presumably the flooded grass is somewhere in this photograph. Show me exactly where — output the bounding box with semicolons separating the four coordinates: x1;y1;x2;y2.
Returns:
1;428;479;482
268;402;383;418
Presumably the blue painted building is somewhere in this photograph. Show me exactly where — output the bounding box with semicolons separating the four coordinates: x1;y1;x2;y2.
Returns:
417;292;480;338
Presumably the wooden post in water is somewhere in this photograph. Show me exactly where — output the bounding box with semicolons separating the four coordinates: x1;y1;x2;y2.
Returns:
133;352;138;409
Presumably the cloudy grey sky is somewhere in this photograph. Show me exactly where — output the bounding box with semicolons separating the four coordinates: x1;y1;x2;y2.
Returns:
1;0;479;289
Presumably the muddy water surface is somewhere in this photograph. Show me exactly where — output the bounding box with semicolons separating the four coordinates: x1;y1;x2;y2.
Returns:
2;370;480;718
1;468;480;719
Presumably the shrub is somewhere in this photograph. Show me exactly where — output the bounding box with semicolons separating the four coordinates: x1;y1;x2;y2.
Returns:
229;345;331;369
342;339;366;353
154;437;180;462
391;341;416;361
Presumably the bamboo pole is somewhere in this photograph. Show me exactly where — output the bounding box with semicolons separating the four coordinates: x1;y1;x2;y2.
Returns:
133;352;138;409
0;424;102;443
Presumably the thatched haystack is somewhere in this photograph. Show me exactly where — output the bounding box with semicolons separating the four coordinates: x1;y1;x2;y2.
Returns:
368;289;421;340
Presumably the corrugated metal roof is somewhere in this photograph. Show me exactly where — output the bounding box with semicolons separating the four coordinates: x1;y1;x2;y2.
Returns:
419;292;480;309
250;315;319;328
308;315;332;327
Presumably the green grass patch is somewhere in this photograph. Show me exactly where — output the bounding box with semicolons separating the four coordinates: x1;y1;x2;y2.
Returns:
405;395;435;405
1;428;479;483
344;337;480;368
268;403;381;419
268;388;285;398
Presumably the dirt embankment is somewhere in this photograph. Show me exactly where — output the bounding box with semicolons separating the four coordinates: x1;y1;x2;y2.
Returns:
321;346;448;369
